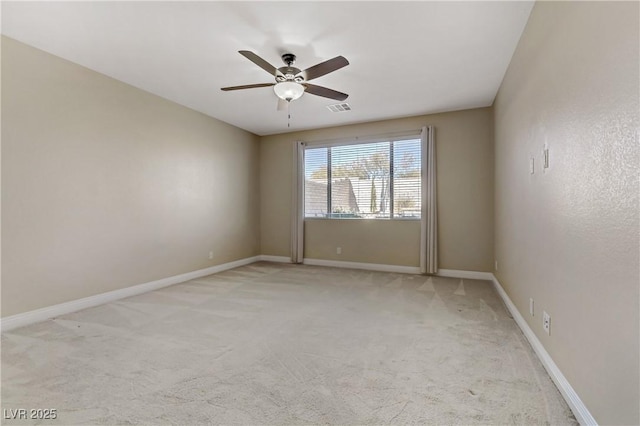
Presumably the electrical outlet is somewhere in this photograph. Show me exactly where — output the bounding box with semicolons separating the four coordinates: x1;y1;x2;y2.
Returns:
494;260;498;271
208;251;213;260
336;247;342;255
529;298;534;316
529;157;535;174
543;311;551;335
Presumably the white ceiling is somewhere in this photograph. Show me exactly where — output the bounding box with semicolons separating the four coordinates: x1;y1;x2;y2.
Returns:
2;1;533;136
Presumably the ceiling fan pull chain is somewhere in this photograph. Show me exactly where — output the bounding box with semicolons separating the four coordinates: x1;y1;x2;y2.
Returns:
288;101;291;128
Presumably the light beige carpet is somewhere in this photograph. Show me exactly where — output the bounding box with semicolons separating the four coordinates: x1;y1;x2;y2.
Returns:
1;262;576;425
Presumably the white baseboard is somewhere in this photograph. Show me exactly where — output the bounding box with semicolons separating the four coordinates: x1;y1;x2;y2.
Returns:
303;258;421;274
491;274;597;426
258;255;292;263
0;255;261;333
437;269;494;280
300;259;496;279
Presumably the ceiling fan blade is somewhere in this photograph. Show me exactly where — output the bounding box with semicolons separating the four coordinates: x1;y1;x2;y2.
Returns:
277;98;288;111
239;50;280;76
221;83;275;91
301;56;349;81
303;83;349;101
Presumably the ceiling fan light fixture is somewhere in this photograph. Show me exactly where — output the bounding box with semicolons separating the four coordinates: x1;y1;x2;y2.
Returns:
274;81;305;102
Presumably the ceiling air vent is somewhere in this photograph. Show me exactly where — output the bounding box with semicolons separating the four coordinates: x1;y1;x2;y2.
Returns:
326;103;352;112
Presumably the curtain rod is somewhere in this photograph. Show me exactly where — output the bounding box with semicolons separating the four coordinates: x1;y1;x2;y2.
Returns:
300;128;424;147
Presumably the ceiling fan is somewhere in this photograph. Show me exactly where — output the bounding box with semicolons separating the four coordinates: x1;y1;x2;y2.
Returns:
221;51;349;109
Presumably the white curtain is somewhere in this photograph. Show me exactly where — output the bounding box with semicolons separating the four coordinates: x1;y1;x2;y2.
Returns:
420;126;438;274
291;141;305;263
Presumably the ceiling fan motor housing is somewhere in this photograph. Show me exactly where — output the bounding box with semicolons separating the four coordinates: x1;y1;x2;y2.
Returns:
276;67;303;82
276;54;304;82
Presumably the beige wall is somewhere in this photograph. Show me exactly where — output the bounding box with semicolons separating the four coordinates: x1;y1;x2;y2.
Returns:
305;220;420;266
493;2;639;424
260;108;494;271
1;37;261;317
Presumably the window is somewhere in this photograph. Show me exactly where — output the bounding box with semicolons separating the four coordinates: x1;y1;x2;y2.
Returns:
304;138;421;219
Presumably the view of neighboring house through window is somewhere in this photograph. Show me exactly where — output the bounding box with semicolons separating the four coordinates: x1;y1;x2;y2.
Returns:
304;138;421;219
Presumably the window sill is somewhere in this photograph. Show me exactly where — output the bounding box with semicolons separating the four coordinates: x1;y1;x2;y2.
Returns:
304;217;421;221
